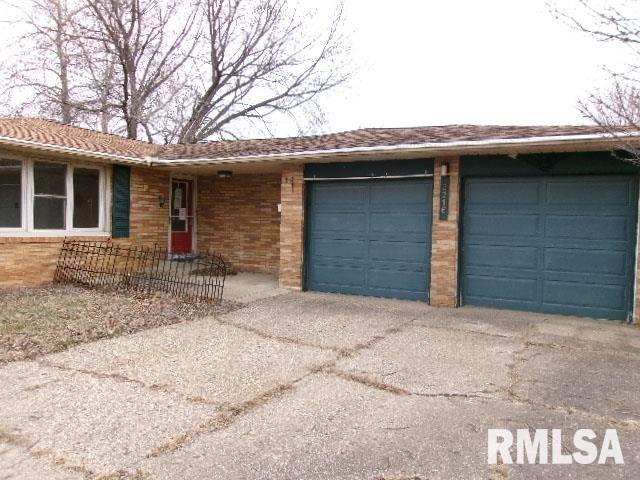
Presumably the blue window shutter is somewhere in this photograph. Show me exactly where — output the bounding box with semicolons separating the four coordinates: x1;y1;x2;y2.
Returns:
111;165;130;238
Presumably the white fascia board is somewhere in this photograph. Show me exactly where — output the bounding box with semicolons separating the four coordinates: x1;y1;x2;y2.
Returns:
150;131;640;166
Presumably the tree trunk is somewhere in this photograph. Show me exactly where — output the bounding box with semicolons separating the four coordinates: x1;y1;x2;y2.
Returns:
55;0;72;124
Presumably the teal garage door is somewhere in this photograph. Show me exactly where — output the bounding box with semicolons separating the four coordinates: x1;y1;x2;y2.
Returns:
461;175;638;320
306;178;432;300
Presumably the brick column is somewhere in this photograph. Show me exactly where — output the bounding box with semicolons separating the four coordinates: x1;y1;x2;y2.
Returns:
430;156;461;307
279;164;305;289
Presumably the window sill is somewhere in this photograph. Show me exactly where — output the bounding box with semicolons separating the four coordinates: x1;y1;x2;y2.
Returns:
0;232;111;244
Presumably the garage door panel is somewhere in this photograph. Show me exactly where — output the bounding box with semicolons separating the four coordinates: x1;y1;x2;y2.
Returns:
462;175;637;320
544;248;627;276
546;179;631;206
307;178;432;301
369;241;429;263
464;275;538;302
542;238;630;251
464;265;540;280
545;215;629;240
543;271;627;288
313;212;367;233
308;264;366;288
464;244;538;269
543;281;626;310
310;238;367;260
466;181;539;204
465;213;538;236
370;213;429;233
368;269;428;292
313;184;367;206
370;182;430;204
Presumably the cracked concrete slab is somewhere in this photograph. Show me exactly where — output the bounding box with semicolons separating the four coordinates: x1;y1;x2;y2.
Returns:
139;374;640;480
413;305;541;339
0;361;215;476
45;317;334;406
221;292;429;351
334;325;521;396
513;345;640;424
529;318;640;356
0;441;84;480
1;291;639;479
415;305;640;355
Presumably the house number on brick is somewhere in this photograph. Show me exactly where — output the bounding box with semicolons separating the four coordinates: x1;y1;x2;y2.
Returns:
439;175;450;220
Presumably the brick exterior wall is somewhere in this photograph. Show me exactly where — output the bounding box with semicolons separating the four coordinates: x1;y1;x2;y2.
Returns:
129;167;171;246
0;166;170;288
429;156;461;307
278;164;305;289
0;237;87;287
197;173;281;273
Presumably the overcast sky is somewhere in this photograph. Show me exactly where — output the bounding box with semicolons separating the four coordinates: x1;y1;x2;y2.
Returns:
321;0;629;132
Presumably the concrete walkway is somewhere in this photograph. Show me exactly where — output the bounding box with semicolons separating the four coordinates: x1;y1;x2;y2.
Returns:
222;272;287;303
1;292;639;479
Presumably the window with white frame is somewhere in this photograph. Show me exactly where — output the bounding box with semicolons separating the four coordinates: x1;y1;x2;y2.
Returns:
0;159;22;229
0;158;107;234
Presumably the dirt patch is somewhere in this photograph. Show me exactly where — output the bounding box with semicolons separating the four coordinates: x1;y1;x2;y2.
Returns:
0;284;239;364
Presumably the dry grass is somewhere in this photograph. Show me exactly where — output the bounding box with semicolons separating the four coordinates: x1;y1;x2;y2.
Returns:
0;284;238;364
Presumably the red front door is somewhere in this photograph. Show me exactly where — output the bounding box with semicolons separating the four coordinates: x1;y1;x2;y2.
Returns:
170;179;194;254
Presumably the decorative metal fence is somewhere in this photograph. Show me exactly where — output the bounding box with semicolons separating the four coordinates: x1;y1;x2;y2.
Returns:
54;239;227;302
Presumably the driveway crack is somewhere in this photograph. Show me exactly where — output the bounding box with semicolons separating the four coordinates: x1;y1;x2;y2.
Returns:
36;360;221;408
499;323;640;431
0;427;94;479
145;374;309;459
213;317;342;353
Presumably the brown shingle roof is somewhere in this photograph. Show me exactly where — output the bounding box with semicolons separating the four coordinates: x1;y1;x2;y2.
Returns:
0;117;159;158
0;117;633;162
160;125;623;160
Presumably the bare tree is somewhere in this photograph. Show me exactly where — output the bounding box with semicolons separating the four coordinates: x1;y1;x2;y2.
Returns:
551;1;640;126
579;79;640;126
174;0;349;143
78;0;201;140
550;0;640;158
73;37;119;133
4;0;85;124
2;0;351;142
553;0;640;46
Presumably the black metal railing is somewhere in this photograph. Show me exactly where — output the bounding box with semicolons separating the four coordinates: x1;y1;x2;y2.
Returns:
54;239;227;302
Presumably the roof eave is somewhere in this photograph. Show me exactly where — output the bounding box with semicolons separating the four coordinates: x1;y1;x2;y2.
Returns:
150;132;640;167
2;131;640;168
0;135;153;166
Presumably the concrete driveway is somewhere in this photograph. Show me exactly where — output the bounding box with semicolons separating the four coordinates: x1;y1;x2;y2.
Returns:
1;292;640;479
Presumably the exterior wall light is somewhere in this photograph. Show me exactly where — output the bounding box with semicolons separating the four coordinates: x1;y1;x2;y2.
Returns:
217;170;233;179
440;162;449;176
158;194;166;208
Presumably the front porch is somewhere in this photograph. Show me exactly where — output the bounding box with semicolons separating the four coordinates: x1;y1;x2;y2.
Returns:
167;163;304;291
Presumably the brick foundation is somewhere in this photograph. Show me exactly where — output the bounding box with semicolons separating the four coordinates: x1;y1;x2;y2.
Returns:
197;173;281;273
429;156;461;307
278;164;305;289
0;237;85;287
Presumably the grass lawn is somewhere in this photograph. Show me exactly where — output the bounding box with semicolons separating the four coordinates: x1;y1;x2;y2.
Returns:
0;284;236;364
